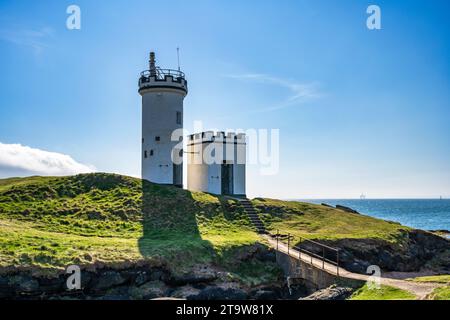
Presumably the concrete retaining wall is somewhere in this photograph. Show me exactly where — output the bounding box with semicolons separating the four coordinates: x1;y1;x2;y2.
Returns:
276;251;339;291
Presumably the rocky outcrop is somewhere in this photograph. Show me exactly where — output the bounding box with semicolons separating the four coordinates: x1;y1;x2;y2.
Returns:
0;244;301;300
335;205;359;214
298;229;450;274
187;287;248;300
0;264;304;300
168;266;218;286
300;285;354;300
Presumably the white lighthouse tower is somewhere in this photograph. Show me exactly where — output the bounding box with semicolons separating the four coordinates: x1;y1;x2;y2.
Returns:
138;52;188;186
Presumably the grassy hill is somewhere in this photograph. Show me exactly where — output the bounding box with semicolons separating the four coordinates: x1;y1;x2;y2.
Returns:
0;173;412;271
0;173;448;299
0;173;261;276
252;198;410;242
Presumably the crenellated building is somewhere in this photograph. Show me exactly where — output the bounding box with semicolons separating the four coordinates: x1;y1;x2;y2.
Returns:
186;131;246;196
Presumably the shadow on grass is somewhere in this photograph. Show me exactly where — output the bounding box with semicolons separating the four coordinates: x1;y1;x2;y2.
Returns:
137;180;215;266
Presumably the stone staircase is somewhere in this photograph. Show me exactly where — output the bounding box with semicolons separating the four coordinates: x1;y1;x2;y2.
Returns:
238;198;268;234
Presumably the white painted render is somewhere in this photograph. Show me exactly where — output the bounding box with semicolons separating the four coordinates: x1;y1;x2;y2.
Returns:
139;74;187;185
187;131;246;196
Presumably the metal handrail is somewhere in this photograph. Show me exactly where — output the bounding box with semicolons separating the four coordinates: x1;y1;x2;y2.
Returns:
298;236;339;252
140;68;185;79
273;230;340;276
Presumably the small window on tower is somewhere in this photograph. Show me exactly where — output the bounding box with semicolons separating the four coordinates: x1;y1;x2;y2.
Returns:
144;151;148;158
150;149;154;156
176;111;182;125
155;136;160;142
142;138;144;143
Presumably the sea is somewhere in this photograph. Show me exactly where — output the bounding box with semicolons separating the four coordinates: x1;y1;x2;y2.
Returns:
299;199;450;233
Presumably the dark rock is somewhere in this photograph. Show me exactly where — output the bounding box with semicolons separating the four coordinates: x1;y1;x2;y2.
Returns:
129;280;168;299
169;285;201;299
187;287;247;300
335;205;359;214
80;272;92;289
300;285;353;300
322;229;450;273
0;276;14;298
321;203;333;208
93;271;127;290
168;266;218;286
38;277;64;292
250;289;281;300
97;286;131;300
255;249;276;262
134;272;149;286
9;275;40;293
430;229;450;234
149;269;166;281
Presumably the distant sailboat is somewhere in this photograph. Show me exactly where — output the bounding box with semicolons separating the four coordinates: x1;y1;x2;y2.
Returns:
360;193;366;200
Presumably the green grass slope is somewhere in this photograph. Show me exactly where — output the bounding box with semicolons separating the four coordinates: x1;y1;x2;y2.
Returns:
0;173;260;274
408;275;450;300
252;198;409;242
0;173;429;278
350;284;416;300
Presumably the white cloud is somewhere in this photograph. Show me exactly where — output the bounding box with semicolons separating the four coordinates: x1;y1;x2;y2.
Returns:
224;73;321;112
0;142;95;178
0;26;54;54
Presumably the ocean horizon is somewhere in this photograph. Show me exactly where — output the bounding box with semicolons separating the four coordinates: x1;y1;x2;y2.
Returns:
293;199;450;232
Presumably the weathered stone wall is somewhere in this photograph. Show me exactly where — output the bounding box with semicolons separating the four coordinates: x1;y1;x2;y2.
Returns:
276;251;338;291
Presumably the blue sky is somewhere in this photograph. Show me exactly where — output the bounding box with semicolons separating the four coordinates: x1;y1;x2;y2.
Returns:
0;0;449;198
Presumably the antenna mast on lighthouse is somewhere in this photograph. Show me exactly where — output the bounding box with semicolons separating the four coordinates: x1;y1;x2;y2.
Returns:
177;47;180;71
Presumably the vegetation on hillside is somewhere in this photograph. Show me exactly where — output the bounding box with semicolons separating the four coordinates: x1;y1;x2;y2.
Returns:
1;173;447;293
350;284;416;300
407;275;450;284
408;275;450;300
427;286;450;300
252;198;410;242
0;173;261;278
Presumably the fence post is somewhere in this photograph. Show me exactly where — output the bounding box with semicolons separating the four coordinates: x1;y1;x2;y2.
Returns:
276;229;279;250
322;247;325;269
337;249;340;276
287;233;290;255
298;237;301;260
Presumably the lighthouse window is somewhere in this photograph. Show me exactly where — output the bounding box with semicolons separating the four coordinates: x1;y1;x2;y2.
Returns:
155;136;160;142
150;149;154;156
176;111;182;124
144;151;148;158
